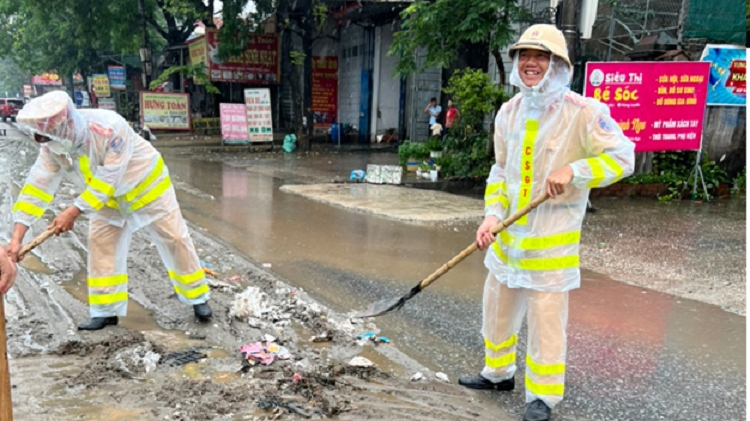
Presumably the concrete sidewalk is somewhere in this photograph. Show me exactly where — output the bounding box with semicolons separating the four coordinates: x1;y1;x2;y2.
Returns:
280;183;483;223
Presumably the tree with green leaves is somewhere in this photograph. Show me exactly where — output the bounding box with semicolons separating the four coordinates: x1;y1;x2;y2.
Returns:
389;0;529;85
390;0;528;153
0;58;28;97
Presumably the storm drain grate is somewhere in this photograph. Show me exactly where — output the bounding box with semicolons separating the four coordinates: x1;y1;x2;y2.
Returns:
160;350;208;367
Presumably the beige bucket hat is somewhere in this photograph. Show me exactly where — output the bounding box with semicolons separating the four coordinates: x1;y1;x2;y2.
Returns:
16;90;71;137
508;24;572;69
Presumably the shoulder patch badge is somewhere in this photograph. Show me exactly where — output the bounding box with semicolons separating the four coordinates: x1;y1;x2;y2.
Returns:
598;116;613;133
109;137;124;154
89;122;114;138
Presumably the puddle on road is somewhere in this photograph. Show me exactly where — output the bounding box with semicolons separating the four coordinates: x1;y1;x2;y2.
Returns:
20;254;55;274
162;156;746;420
63;270;185;336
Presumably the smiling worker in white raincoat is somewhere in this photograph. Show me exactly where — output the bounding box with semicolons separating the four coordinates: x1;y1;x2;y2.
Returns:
457;25;635;421
6;91;212;330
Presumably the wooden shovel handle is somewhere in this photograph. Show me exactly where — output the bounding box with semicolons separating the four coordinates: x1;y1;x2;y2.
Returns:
18;228;56;260
417;193;549;291
0;227;55;421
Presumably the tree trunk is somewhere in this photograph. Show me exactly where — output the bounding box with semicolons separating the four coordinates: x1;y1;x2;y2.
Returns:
635;152;653;175
487;49;507;158
301;3;315;151
278;0;304;144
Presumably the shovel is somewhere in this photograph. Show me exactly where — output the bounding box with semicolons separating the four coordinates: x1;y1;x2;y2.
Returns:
354;193;549;319
1;227;56;421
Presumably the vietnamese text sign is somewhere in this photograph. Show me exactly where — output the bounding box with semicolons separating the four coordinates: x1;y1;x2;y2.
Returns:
220;103;249;145
206;29;280;84
699;44;746;106
584;62;710;152
140;92;191;131
312;56;338;128
188;36;207;66
92;74;111;97
108;66;126;90
244;88;273;143
98;98;117;111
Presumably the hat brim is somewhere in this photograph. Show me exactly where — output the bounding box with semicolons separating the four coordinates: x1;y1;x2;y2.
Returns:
508;44;572;69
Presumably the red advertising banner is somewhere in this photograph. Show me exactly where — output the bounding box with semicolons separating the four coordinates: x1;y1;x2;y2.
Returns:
312;56;338;128
205;29;280;84
584;62;710;152
32;72;62;86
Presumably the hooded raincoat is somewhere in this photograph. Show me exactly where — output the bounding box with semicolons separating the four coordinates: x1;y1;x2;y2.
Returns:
13;91;209;318
479;56;635;408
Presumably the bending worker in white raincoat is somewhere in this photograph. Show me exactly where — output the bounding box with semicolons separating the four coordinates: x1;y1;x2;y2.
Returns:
457;25;635;421
6;91;212;330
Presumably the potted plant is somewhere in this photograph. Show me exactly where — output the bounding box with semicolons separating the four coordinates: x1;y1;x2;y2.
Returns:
398;141;429;172
429;165;439;182
426;137;444;159
417;162;430;178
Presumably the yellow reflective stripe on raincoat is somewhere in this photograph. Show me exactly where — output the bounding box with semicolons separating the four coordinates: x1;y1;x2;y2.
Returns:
484;181;507;198
87;274;128;288
129;176;171;212
525;376;565;396
585;157;606;188
526;355;566;376
484;335;517;352
518;120;538;225
600;154;626;184
168;268;205;285
485;194;510;208
20;184;53;203
124;157;165;202
486;352;516;369
89;291;128;305
12;202;45;218
175;283;210;299
80;189;105;211
78;156;115;197
492;242;579;271
499;231;581;251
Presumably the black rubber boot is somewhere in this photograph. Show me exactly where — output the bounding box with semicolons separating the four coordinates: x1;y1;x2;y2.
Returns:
523;399;552;421
77;316;118;331
193;302;212;321
458;374;514;391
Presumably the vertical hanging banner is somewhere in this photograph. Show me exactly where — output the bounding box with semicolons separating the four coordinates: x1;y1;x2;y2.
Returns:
584;62;710;152
244;88;273;143
220;103;249;145
107;66;126;90
699;44;746;106
312;56;339;128
92;74;111;97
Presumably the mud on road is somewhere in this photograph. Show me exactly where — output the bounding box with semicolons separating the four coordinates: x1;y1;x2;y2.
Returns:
1;134;509;421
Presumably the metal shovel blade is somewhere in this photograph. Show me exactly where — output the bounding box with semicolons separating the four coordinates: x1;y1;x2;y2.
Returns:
354;296;407;319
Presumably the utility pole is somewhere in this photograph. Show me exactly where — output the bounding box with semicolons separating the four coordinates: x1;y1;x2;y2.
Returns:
138;0;152;89
560;0;579;66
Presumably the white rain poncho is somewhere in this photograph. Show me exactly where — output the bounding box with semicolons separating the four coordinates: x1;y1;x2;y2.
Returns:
13;91;209;317
483;56;636;293
13;91;177;229
478;54;635;409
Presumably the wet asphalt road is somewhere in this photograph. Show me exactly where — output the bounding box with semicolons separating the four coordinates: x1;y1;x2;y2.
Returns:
161;153;745;421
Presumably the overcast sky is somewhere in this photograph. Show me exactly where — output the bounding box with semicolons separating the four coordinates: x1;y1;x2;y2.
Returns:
211;0;257;16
